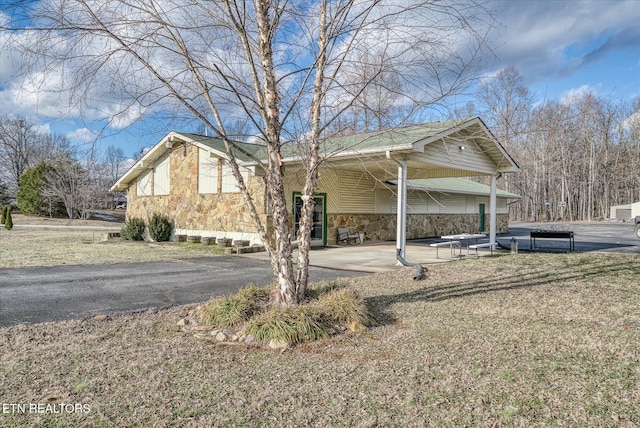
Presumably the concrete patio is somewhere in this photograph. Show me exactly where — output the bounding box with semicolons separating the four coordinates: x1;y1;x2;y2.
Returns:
240;239;504;274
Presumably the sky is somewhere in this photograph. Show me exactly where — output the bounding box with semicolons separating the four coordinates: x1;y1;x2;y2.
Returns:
0;0;639;160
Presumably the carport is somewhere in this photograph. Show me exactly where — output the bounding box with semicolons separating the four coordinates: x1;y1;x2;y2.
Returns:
305;117;520;262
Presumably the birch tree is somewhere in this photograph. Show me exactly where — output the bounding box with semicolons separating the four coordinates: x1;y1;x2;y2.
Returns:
5;0;493;304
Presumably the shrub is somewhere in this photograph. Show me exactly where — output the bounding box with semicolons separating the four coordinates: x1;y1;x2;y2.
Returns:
1;205;6;224
148;213;173;242
121;217;146;241
4;207;13;230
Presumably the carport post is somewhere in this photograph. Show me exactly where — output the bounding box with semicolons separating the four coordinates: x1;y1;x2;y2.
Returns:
490;173;499;245
395;157;407;262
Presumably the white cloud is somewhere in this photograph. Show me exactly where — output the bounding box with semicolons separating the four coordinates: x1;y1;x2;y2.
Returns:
67;127;97;143
487;0;640;85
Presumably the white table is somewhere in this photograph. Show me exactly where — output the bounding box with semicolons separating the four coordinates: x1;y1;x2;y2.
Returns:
440;233;487;256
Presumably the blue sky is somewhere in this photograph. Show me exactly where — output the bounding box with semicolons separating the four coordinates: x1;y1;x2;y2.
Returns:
1;0;639;159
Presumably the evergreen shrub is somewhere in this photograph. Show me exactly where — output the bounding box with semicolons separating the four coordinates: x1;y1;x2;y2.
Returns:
4;207;13;230
148;213;173;242
121;217;146;241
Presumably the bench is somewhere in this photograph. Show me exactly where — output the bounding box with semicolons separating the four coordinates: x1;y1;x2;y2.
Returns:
430;241;460;258
337;227;360;245
530;230;575;252
468;242;496;259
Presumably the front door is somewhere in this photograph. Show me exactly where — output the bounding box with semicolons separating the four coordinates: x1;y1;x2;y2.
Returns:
479;203;486;232
294;193;327;246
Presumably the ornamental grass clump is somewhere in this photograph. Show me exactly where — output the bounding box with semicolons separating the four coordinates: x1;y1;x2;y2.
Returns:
198;285;270;328
242;306;332;344
197;281;374;346
311;288;375;328
148;213;173;242
121;217;146;241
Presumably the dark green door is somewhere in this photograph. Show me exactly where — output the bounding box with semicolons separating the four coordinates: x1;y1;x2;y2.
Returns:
479;204;486;232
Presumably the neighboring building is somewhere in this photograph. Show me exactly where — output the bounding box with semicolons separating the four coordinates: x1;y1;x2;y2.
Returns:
609;201;640;221
111;117;520;246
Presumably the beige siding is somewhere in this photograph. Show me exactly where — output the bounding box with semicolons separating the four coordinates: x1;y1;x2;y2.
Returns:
153;155;170;195
420;139;496;174
221;162;250;193
198;148;218;194
284;167;378;214
137;170;152;196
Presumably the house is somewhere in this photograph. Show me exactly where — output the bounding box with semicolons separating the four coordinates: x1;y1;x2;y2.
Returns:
111;117;520;251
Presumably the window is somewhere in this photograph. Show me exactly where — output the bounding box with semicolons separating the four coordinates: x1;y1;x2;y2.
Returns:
153;156;170;195
137;170;152;196
198;148;218;194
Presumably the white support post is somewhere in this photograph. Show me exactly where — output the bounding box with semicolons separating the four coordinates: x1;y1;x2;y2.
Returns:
396;158;407;261
490;173;498;245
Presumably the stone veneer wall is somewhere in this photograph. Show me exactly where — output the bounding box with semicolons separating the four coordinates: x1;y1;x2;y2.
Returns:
126;143;268;244
326;213;509;245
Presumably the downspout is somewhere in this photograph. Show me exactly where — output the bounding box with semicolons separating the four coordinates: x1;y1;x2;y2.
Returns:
386;151;426;280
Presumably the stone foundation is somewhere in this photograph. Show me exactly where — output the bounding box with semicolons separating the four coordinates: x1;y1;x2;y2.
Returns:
326;213;509;245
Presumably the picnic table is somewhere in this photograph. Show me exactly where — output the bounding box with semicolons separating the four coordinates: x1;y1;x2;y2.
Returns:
438;233;487;257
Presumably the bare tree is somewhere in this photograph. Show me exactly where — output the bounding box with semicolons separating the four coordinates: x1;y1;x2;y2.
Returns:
0;116;73;194
104;145;126;186
8;0;493;304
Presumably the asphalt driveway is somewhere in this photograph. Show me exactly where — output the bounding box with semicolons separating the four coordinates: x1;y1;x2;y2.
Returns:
0;256;365;327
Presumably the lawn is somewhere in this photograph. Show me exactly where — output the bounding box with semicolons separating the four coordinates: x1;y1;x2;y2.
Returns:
1;244;638;426
0;214;227;267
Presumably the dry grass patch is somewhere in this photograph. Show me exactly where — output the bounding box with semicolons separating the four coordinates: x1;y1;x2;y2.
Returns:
0;216;227;268
1;253;639;427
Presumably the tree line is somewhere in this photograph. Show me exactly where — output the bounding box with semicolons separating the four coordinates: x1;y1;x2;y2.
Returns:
467;66;639;222
0;116;129;219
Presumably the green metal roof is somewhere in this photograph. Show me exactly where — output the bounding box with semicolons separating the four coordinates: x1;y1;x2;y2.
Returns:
280;118;471;158
179;133;266;163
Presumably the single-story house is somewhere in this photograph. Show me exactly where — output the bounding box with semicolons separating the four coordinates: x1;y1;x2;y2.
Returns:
609;201;640;221
111;117;520;252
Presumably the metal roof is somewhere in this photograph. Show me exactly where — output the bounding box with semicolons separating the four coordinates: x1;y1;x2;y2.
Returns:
110;117;520;192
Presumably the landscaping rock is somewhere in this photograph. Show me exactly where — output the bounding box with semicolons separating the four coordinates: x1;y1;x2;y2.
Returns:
215;332;228;342
268;339;289;350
